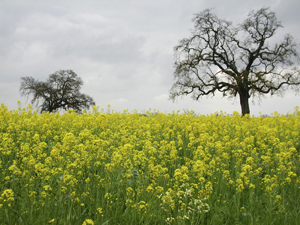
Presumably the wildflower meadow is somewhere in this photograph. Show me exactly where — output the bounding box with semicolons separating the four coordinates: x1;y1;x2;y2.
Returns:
0;103;299;224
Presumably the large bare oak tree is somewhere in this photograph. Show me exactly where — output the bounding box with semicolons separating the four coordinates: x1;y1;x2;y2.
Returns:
20;70;95;113
169;8;300;115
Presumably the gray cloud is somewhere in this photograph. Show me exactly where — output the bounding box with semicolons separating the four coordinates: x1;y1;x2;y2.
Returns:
0;0;299;115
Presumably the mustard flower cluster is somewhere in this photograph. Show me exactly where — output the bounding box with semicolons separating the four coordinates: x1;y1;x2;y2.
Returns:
0;103;299;224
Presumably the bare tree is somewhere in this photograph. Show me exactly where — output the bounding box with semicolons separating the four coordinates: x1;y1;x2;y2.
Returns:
20;70;95;113
169;8;300;115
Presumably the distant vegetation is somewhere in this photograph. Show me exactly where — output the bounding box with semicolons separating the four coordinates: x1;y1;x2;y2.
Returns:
20;70;95;113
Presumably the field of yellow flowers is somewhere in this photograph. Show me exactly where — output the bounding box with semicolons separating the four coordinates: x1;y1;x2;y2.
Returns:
0;103;299;224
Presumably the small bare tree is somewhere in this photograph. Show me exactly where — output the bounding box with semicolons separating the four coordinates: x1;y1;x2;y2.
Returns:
20;70;95;113
169;8;300;115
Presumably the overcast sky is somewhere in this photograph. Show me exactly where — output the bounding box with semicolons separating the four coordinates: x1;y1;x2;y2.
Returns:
1;0;299;115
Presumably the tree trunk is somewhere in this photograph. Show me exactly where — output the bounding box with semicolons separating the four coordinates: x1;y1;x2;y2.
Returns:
239;90;250;116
